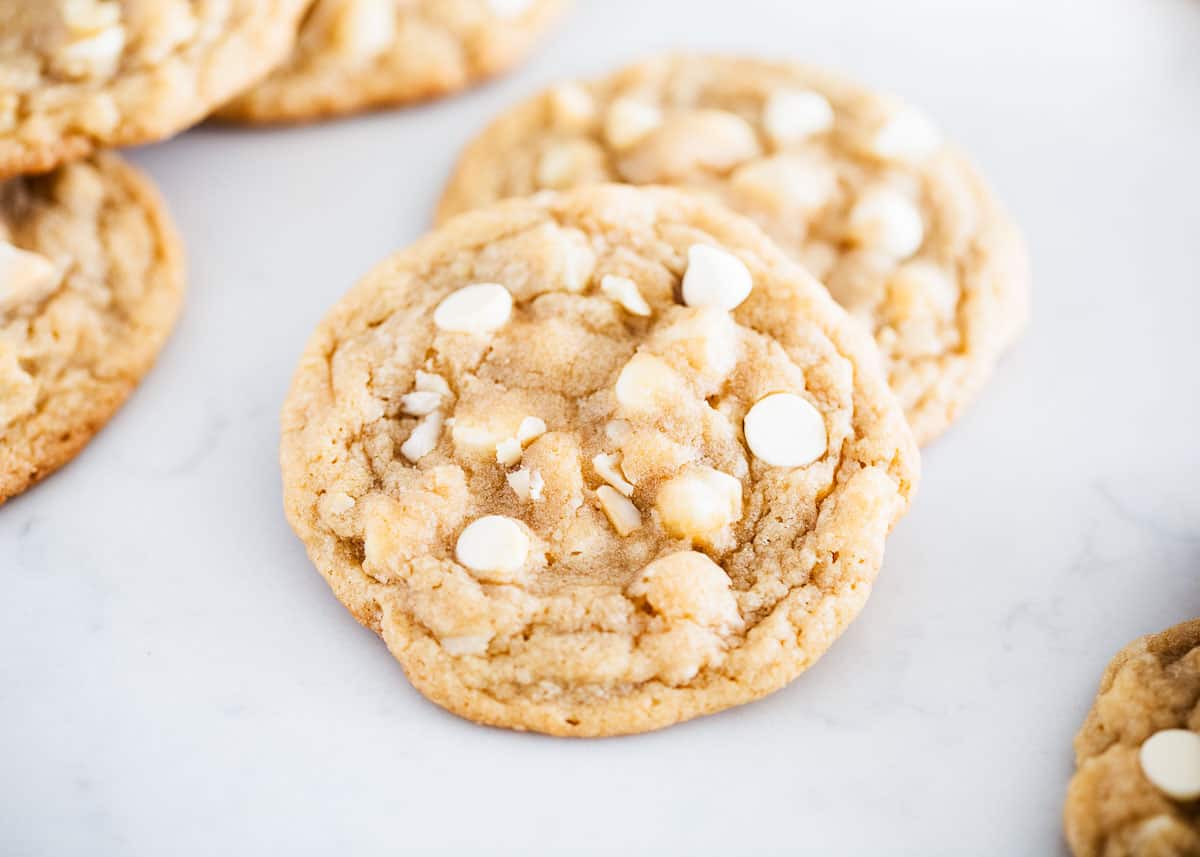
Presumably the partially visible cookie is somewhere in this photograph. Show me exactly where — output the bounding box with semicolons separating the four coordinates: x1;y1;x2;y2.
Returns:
0;152;184;503
0;0;310;179
436;54;1030;445
217;0;568;124
281;184;918;736
1065;619;1200;856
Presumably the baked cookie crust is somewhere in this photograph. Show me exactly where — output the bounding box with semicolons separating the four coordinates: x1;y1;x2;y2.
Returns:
1065;619;1200;856
281;185;918;736
217;0;568;124
0;0;310;179
436;54;1030;445
0;152;184;503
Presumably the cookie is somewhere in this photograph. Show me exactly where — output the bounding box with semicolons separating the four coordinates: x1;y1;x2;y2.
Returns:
281;185;919;736
216;0;569;124
1065;619;1200;856
0;152;184;503
436;54;1030;445
0;0;310;179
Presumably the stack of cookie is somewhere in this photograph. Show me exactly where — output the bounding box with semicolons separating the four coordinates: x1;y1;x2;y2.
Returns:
0;0;567;503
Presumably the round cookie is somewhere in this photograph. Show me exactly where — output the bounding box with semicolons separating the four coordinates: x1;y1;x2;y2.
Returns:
281;185;919;736
0;152;184;503
436;54;1030;445
1065;619;1200;856
216;0;569;124
0;0;310;179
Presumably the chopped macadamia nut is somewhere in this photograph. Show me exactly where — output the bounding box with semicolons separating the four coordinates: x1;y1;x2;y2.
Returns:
434;283;513;334
600;275;651;316
597;486;641;536
400;411;443;462
592;452;635;496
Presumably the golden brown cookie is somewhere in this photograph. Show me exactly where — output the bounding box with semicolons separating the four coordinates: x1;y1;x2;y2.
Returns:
1065;619;1200;856
0;0;310;179
0;152;184;503
217;0;569;124
281;185;919;736
436;54;1030;445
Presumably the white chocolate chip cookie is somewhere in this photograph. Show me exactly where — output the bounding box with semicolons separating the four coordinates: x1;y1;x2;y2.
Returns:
0;1;310;179
1065;619;1200;856
216;0;569;124
281;185;918;736
0;152;184;503
436;54;1031;445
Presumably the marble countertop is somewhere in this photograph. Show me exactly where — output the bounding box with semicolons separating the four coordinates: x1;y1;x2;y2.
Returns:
4;1;1199;854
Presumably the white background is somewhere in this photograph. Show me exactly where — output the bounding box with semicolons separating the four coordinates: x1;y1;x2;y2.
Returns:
4;1;1200;854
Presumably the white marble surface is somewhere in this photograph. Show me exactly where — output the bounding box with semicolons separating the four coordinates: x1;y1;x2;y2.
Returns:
4;1;1200;854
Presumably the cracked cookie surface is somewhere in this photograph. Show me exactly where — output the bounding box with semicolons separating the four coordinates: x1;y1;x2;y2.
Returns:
0;0;309;178
281;185;918;736
217;0;568;124
1065;619;1200;856
0;152;184;503
436;54;1030;445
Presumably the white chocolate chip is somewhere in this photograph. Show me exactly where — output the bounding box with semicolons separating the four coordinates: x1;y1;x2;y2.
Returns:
400;411;443;462
682;245;753;311
764;89;835;145
870;107;943;162
656;467;743;542
400;391;442;416
548;82;596;127
604;97;662;149
433;283;513;334
848;188;925;259
55;23;126;80
415;370;451;396
614;352;690;411
600;275;651;317
455;515;530;581
488;0;533;17
506;467;545;502
495;437;523;467
597;486;641;536
332;0;395;58
0;241;63;316
592;452;635;496
440;634;492;656
516;416;547;444
1140;729;1200;801
744;393;827;467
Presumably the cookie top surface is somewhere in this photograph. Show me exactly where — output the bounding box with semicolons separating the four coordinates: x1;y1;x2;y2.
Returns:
0;152;184;503
217;0;568;124
0;0;309;178
436;54;1030;445
281;185;918;736
1065;619;1200;856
